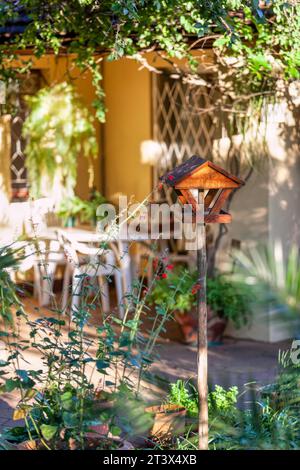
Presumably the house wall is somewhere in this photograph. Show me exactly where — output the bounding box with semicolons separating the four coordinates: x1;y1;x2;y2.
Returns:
218;163;272;342
224;104;300;342
0;115;11;227
267;106;300;250
102;58;152;203
267;105;300;342
101;50;215;203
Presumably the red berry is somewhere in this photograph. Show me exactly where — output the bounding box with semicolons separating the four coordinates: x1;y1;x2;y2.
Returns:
166;264;174;271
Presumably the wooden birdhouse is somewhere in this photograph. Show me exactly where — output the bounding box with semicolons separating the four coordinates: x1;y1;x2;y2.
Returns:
161;155;245;224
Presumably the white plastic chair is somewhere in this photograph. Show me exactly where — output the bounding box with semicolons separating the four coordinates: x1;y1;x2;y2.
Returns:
33;239;66;306
5;241;43;304
20;198;66;306
58;231;124;318
113;240;132;296
6;240;63;307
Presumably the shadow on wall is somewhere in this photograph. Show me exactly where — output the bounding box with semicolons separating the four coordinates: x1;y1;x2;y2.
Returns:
218;102;300;267
269;104;300;251
216;167;270;272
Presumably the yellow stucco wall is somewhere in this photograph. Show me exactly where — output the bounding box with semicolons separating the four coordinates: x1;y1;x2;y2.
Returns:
101;51;214;203
0;115;12;223
103;58;152;203
41;55;153;202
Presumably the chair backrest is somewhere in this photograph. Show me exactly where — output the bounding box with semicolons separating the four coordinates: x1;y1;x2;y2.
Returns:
23;198;58;235
3;240;45;274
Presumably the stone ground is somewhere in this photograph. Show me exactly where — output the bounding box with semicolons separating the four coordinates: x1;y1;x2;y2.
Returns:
0;296;292;433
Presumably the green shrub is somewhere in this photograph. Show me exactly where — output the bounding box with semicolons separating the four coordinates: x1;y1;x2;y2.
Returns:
207;275;252;328
167;380;238;420
147;267;197;313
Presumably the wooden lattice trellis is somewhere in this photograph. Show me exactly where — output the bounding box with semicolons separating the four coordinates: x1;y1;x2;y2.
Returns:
152;72;219;180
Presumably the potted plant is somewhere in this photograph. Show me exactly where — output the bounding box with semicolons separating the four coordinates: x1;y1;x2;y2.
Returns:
206;274;252;343
80;190;107;226
57;191;107;227
166;379;239;431
147;266;198;344
148;267;251;344
56;195;86;227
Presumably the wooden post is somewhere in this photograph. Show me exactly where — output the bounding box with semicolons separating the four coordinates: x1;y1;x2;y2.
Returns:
197;190;208;450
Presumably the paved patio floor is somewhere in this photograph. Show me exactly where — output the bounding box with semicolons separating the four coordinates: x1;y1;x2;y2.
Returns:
150;337;291;404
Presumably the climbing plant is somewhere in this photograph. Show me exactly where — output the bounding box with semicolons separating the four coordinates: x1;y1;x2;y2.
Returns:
0;1;299;121
22;82;98;199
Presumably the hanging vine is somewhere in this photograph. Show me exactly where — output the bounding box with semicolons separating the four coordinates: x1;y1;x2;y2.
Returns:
22;82;98;199
0;1;299;121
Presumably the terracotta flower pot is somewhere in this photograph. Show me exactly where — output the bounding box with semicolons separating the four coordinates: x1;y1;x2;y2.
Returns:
174;311;197;344
207;307;227;343
174;308;227;344
85;423;109;437
145;404;186;438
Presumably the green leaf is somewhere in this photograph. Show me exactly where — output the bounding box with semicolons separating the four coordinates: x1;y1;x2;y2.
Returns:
110;425;121;436
96;359;110;371
61;391;73;410
40;424;58;441
213;36;229;47
63;412;78;428
249;53;272;70
5;379;18;392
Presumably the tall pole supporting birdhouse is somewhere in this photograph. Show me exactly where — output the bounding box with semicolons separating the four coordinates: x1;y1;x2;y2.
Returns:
161;155;245;451
196;190;208;450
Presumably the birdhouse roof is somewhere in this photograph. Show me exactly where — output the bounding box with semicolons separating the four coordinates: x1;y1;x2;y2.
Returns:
161;155;244;189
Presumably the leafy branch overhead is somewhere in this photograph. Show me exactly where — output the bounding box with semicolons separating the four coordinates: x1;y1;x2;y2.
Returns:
0;1;300;120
